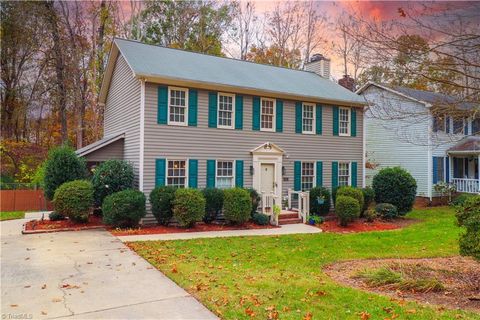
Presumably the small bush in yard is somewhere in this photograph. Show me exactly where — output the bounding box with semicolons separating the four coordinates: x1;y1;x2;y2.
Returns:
53;180;93;223
372;167;417;215
44;145;87;200
223;188;252;224
335;195;360;227
362;187;375;212
364;209;377;222
92;160;134;207
456;196;480;260
336;186;364;212
247;188;261;215
309;186;331;216
49;211;65;221
252;212;270;225
202;188;224;223
451;193;475;207
375;203;399;220
149;186;176;225
102;189;146;228
173;188;206;228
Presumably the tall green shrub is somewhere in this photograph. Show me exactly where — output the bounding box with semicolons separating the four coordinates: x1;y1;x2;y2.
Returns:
247;188;261;215
149;186;176;225
372;167;417;215
224;188;252;224
53;180;93;223
309;186;331;216
92;160;134;206
336;186;364;212
44;146;87;200
361;187;375;212
173;188;206;228
102;189;146;228
202;188;224;223
335;195;360;227
456;196;480;260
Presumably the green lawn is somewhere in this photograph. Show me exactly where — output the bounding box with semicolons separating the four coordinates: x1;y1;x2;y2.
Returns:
128;207;479;319
0;211;24;221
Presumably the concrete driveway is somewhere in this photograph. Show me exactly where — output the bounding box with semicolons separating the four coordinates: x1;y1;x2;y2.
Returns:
1;219;217;319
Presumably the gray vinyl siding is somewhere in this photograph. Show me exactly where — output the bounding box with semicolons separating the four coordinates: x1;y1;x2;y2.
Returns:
83;139;124;162
103;56;141;184
143;83;363;221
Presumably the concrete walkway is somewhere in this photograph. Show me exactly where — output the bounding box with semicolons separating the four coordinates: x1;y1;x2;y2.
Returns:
1;218;217;319
117;223;321;242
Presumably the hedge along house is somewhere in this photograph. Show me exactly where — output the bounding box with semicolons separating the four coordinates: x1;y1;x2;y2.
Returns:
76;38;367;224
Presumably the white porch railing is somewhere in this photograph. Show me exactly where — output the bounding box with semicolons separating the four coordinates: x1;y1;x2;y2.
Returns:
452;178;480;194
287;188;310;223
260;191;280;225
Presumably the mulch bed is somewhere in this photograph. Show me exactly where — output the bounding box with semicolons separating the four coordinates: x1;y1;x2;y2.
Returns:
324;256;480;312
318;218;418;233
110;222;278;236
23;215;104;234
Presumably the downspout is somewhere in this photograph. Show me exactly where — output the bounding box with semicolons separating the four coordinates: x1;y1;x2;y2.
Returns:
139;78;145;191
427;104;433;201
362;108;366;188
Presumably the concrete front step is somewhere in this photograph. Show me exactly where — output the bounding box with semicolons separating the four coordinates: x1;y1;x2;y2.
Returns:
278;218;303;225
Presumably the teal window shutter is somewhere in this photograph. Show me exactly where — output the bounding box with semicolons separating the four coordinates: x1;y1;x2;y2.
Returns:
351;162;358;187
316;161;323;187
351;108;357;137
188;89;198;126
157;86;168;124
294;161;301;191
155;158;166;186
295;102;302;133
235;160;244;187
208;92;217;128
316;104;322;135
333;106;339;136
188;159;198;188
332;161;338;189
207;160;216;188
276;100;283;132
432;157;438;184
252;97;260;130
235;95;243;130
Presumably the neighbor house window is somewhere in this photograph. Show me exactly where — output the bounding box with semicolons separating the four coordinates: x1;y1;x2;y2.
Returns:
339;107;350;136
301;162;315;191
261;98;275;131
434;157;445;182
218;93;235;129
167;160;187;187
338;162;351;186
473;117;480;135
216;161;234;189
302;103;315;134
453;118;464;134
168;87;188;125
432;114;450;133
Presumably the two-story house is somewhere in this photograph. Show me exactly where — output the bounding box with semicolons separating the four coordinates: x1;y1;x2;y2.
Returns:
77;38;367;223
359;82;479;204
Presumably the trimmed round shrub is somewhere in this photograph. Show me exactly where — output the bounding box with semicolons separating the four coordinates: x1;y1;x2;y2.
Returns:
173;188;206;228
247;188;261;215
223;188;252;224
364;209;377;222
375;203;399;220
309;186;331;216
451;193;475;207
92;160;134;207
202;188;224;223
44;145;87;200
362;187;375;212
53;180;93;223
252;212;270;225
372;167;417;215
456;196;480;260
335;195;360;227
102;189;146;228
49;211;65;221
336;186;364;212
149;186;176;225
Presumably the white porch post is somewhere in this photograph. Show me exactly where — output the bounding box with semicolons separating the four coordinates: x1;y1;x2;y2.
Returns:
478;154;480;194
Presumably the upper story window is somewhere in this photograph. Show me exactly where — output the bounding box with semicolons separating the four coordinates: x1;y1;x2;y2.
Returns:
168;87;188;126
473;117;480;135
167;160;187;188
433;114;450;133
338;162;351;186
301;162;315;191
302;103;315;134
339;107;350;136
218;93;235;129
453;117;464;134
216;160;234;189
261;98;275;131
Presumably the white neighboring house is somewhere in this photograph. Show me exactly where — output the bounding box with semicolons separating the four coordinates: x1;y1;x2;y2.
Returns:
358;82;480;202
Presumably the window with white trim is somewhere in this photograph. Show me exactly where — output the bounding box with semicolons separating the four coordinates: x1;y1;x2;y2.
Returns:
261;98;275;131
339;107;350;136
473;117;480;135
302;103;315;133
338;162;350;186
301;162;315;191
167;160;187;188
168;87;188;125
453;117;464;134
216;161;234;189
218;93;235;129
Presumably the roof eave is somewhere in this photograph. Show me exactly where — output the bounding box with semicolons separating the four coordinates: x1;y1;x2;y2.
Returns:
357;82;431;107
76;133;125;157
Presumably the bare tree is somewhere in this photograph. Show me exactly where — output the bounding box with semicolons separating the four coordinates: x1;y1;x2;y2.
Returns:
230;1;257;60
302;1;327;67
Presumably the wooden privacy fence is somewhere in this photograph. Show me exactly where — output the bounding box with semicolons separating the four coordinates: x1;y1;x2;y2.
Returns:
0;190;53;212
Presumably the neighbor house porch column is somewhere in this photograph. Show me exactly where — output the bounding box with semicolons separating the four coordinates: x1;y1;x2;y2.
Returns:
478;154;480;194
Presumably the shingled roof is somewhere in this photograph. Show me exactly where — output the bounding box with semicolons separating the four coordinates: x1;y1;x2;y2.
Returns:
448;136;480;154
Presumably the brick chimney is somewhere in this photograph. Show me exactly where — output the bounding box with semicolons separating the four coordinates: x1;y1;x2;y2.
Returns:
304;53;331;79
338;75;355;92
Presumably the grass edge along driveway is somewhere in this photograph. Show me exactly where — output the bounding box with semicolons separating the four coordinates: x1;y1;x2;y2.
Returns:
128;207;479;320
0;211;25;221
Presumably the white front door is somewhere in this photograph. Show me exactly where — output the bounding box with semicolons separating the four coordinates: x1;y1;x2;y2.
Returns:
260;163;275;194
